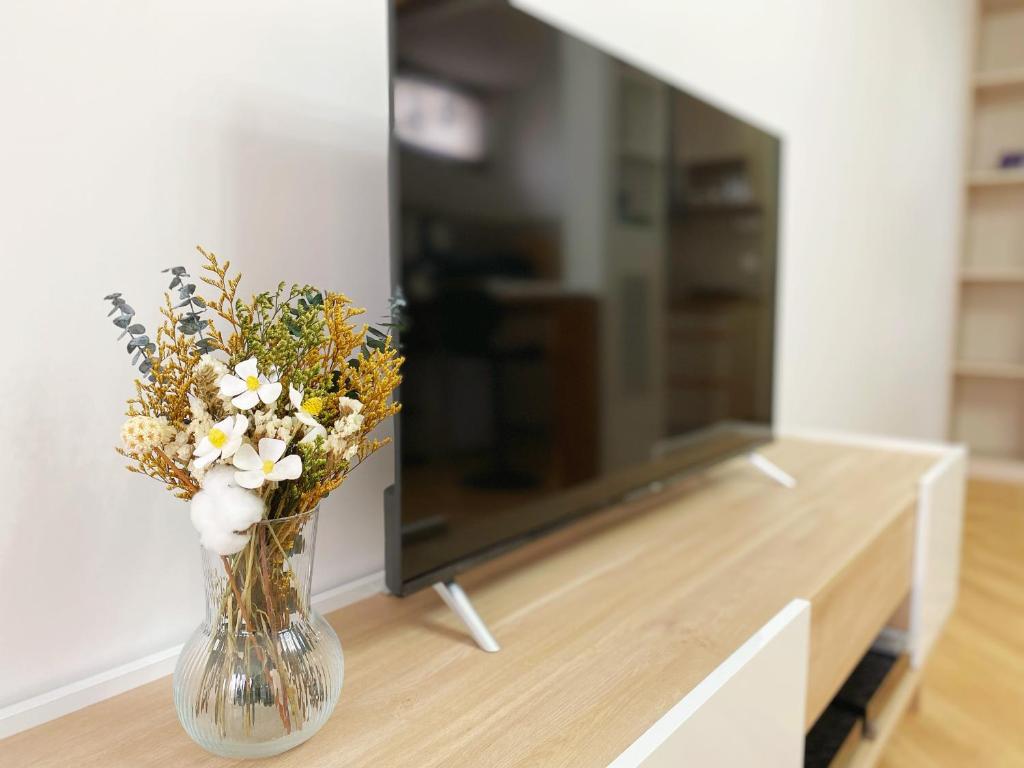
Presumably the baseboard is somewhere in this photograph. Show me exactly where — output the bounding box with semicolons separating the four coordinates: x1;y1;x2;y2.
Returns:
0;569;385;740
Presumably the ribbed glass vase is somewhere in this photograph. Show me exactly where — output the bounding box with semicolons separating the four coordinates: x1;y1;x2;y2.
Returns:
173;508;344;758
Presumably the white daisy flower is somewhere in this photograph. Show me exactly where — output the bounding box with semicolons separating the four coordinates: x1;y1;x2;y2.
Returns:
232;438;302;489
289;385;327;443
193;414;248;469
218;357;282;410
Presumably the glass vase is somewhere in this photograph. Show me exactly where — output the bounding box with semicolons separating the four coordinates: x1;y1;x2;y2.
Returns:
173;508;344;758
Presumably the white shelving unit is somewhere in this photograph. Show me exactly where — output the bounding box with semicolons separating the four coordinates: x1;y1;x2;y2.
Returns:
952;0;1024;480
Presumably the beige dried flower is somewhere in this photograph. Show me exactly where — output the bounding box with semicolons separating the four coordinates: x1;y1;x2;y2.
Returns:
167;429;193;463
120;416;176;455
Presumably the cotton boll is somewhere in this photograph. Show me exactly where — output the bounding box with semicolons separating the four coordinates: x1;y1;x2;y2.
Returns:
189;466;265;556
199;527;251;557
189;489;217;537
218;485;264;532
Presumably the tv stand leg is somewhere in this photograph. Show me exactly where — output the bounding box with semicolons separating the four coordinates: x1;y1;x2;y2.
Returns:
747;452;797;488
433;579;501;653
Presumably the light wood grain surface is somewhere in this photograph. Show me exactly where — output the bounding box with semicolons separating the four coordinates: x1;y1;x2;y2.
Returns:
805;504;914;726
0;438;938;768
879;480;1024;767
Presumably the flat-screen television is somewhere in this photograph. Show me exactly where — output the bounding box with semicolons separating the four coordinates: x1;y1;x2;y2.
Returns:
386;0;780;595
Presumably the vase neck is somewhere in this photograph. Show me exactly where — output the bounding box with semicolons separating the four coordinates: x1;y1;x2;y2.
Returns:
200;509;319;631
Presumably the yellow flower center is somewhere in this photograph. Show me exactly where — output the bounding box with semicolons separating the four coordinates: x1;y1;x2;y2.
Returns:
246;376;260;391
208;428;227;449
302;397;324;417
262;460;275;475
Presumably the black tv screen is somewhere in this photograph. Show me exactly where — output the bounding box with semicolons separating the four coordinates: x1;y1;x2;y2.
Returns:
387;0;779;595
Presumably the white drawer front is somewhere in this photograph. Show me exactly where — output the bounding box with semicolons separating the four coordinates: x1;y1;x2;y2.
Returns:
609;599;810;768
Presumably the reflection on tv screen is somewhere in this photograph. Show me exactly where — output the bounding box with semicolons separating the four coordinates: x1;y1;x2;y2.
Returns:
391;0;779;592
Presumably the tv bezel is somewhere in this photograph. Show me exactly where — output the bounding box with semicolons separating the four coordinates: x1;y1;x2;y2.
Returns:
383;0;781;597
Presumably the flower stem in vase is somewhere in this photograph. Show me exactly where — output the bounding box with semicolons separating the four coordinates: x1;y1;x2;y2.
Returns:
257;527;294;734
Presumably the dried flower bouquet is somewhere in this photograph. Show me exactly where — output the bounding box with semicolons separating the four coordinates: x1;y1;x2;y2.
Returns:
103;248;402;751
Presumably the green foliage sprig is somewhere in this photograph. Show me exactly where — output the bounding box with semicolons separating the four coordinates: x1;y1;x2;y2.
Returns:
236;283;326;391
104;292;157;380
381;287;408;350
163;266;214;355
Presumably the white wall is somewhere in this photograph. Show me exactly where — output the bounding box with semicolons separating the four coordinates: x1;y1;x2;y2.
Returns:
0;1;391;709
0;0;971;716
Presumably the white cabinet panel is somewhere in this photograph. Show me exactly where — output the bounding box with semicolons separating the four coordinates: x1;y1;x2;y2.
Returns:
910;446;967;667
609;599;809;768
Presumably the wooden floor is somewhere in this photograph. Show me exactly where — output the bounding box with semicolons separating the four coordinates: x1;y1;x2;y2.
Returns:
879;480;1024;767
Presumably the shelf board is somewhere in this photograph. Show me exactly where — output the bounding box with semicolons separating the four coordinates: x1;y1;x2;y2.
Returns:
960;268;1024;283
968;454;1024;482
847;667;921;768
954;360;1024;380
982;0;1024;10
967;169;1024;187
975;67;1024;90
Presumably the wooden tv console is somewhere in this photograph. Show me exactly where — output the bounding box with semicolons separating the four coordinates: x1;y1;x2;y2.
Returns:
0;436;965;767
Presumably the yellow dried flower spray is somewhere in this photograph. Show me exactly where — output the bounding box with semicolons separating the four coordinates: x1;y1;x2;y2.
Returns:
105;246;402;516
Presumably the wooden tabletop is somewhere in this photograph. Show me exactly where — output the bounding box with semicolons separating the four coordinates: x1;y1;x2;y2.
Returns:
0;438;938;768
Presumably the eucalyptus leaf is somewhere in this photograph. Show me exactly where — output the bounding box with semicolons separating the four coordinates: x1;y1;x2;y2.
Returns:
103;288;160;375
